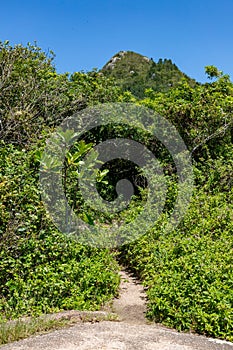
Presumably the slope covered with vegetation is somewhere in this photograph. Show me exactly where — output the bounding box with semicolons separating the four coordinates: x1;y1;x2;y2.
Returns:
0;42;232;342
102;50;196;98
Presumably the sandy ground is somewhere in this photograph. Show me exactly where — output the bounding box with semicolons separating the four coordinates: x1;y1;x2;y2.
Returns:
111;269;147;324
1;268;233;350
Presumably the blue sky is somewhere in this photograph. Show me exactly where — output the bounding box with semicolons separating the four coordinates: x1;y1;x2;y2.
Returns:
1;0;233;82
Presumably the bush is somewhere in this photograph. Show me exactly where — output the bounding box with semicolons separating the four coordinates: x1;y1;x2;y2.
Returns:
0;142;120;320
119;186;233;340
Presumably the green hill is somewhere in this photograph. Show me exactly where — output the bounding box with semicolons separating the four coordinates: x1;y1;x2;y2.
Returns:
102;51;196;98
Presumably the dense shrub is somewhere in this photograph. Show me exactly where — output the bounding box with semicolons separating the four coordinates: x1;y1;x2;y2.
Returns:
119;155;233;340
0;41;120;146
0;143;119;320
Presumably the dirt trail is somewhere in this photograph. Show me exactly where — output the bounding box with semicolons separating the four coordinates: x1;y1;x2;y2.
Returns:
1;268;233;350
111;268;147;324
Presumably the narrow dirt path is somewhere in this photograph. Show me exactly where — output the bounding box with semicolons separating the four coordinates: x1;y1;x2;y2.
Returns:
1;268;233;350
112;268;147;324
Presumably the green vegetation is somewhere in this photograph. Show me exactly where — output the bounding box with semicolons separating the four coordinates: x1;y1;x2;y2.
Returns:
119;69;233;341
119;186;233;340
0;41;120;145
0;316;72;345
102;50;196;98
0;311;117;345
0;41;120;322
0;41;233;342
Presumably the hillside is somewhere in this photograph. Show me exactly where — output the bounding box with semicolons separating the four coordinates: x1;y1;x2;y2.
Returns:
102;50;196;98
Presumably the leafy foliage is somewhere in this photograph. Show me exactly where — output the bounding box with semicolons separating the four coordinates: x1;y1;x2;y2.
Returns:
119;183;233;340
118;69;233;341
0;42;122;320
0;41;120;146
0;142;119;319
140;73;233;157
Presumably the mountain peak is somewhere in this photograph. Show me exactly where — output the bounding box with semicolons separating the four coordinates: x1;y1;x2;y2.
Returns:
102;51;196;98
102;51;152;75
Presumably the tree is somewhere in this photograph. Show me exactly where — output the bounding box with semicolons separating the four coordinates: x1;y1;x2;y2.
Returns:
0;41;121;146
205;65;222;79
